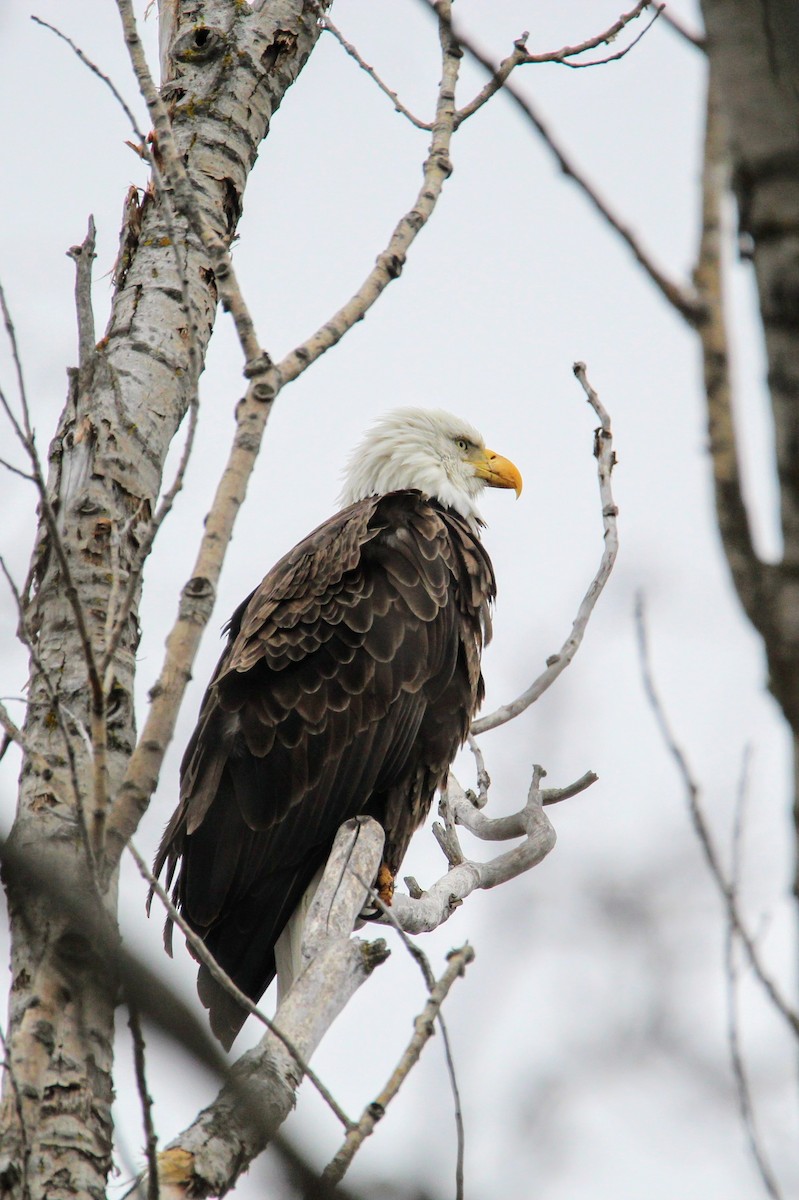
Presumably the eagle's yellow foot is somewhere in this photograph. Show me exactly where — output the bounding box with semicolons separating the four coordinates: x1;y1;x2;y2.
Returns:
377;862;395;906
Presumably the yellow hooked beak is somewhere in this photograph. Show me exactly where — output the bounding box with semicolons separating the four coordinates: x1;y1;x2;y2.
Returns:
470;447;523;497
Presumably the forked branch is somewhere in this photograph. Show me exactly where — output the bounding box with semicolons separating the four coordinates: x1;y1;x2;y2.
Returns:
381;765;594;936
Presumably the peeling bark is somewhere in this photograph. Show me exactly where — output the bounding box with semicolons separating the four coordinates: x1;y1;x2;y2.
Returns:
0;4;329;1195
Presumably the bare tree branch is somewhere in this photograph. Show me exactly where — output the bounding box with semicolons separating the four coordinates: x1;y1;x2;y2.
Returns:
437;3;704;322
453;0;657;127
321;15;432;130
724;748;784;1200
375;764;582;936
66;215;97;385
561;6;665;70
473;362;618;735
127;1001;161;1200
635;595;799;1040
659;4;707;49
322;945;474;1187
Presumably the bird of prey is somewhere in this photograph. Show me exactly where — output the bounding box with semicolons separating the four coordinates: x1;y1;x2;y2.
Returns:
153;407;522;1048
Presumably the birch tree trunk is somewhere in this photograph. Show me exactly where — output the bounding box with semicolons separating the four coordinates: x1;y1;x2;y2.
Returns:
0;4;327;1195
699;0;799;888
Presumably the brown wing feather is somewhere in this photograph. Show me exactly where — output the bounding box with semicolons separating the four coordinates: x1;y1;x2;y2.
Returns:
152;492;495;1048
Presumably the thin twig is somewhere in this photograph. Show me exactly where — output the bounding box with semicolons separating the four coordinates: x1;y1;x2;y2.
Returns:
658;4;706;50
129;842;354;1131
127;1000;160;1200
357;879;467;1196
0;454;34;483
431;1;703;322
472;362;618;734
724;749;783;1200
454;0;655;124
322;945;474;1185
322;15;432;130
562;5;664;69
635;595;799;1039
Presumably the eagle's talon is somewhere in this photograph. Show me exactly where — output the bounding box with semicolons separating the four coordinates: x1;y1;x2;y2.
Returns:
377;862;395;906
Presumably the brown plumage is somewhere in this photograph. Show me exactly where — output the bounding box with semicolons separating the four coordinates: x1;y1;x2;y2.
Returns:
153;493;495;1046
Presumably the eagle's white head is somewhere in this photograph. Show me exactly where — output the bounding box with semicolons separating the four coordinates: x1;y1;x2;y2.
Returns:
340;407;522;530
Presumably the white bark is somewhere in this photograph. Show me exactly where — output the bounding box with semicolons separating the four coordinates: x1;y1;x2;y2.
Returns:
154;818;388;1198
0;6;331;1195
385;769;564;935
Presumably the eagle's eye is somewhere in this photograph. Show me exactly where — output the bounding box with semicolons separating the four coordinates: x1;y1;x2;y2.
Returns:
455;438;470;452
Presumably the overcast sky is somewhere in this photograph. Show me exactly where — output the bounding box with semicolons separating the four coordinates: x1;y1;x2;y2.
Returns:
0;2;796;1197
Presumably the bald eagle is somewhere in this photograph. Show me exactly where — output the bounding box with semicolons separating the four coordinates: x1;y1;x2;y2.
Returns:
153;408;521;1048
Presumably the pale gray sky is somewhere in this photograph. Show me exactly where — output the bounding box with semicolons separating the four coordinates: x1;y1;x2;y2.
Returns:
0;2;795;1197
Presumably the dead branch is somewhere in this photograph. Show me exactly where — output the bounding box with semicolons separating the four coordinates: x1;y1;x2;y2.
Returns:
724;748;783;1200
377;764;591;937
322;15;432;130
126;1001;160;1200
434;4;703;322
452;0;656;126
473;362;618;735
66;215;96;386
322;945;474;1188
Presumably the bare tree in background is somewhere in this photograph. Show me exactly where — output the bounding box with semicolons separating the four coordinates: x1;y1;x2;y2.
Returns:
696;1;799;891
